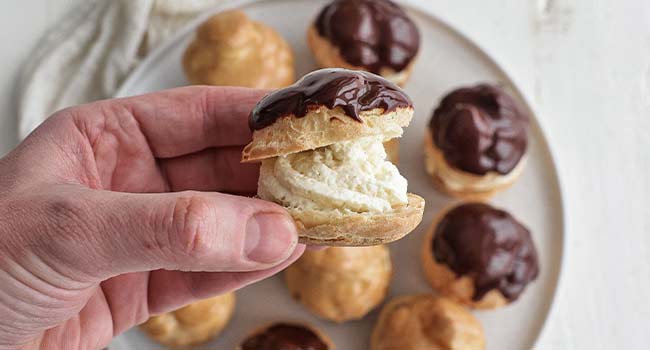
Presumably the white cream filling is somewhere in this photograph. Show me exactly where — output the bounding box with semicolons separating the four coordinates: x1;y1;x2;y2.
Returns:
258;136;408;214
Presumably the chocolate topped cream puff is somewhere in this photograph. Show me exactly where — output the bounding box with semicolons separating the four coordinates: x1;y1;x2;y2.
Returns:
284;245;392;322
308;0;420;86
371;295;485;350
140;292;235;347
425;84;529;199
422;203;539;309
239;323;333;350
183;10;295;88
243;69;425;246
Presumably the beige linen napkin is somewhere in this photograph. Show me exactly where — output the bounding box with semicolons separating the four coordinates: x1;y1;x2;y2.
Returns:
17;0;227;139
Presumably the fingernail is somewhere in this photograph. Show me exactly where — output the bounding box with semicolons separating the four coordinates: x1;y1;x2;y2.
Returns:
245;214;297;264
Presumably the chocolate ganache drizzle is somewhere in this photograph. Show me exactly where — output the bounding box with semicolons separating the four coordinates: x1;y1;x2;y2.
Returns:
315;0;420;73
249;68;412;130
429;84;529;175
241;323;328;350
432;203;539;301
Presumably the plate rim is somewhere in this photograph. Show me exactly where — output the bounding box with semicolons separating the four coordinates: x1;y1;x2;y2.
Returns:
403;1;567;346
115;1;567;348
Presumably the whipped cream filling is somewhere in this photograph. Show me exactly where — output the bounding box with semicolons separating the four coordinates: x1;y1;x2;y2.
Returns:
258;136;408;214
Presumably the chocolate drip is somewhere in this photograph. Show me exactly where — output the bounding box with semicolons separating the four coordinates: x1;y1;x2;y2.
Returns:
432;203;539;301
429;84;529;175
315;0;420;73
241;323;328;350
249;68;412;130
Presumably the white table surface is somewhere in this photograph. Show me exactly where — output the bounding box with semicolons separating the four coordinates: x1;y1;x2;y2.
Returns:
1;1;648;349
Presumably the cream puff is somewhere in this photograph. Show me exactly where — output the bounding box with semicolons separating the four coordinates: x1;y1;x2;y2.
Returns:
285;245;392;322
307;0;420;86
242;68;425;246
140;292;236;347
183;10;295;88
425;84;529;199
238;322;334;350
421;203;539;309
370;294;485;350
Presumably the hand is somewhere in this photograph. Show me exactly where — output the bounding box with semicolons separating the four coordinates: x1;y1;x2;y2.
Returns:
0;86;304;349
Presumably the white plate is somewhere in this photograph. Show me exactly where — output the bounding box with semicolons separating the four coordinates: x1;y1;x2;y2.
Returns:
112;1;565;349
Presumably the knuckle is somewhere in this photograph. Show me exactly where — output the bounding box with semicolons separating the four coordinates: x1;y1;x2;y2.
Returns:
169;194;215;258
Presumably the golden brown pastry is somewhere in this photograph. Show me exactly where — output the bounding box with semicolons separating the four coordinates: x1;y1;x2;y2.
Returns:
140;292;235;347
421;203;540;309
241;68;425;246
370;295;484;350
285;245;392;322
307;0;420;86
183;10;295;88
238;322;334;350
425;84;529;200
383;139;399;164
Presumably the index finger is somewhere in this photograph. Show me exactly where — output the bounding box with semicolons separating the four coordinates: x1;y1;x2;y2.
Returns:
115;86;268;158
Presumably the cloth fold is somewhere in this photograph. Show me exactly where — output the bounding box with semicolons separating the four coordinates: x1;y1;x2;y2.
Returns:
17;0;227;139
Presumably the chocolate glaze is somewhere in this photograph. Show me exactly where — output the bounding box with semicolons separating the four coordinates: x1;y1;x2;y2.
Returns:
241;323;328;350
315;0;420;73
249;68;412;130
432;203;539;301
429;84;529;175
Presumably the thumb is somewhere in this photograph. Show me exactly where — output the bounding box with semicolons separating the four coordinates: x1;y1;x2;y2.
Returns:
35;185;299;280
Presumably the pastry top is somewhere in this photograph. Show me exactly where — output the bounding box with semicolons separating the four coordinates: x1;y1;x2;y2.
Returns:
429;84;529;175
371;295;484;350
249;69;412;130
243;69;414;161
314;0;420;73
432;203;539;301
240;323;330;350
182;10;294;88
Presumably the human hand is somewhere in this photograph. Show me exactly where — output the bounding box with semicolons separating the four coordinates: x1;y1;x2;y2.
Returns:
0;87;304;349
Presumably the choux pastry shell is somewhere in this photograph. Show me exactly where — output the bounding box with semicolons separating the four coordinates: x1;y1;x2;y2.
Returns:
285;245;392;322
183;10;295;88
425;84;529;199
421;203;539;309
243;69;424;246
370;294;485;350
238;322;334;350
140;292;235;347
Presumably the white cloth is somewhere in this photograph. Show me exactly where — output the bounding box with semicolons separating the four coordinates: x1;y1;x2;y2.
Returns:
17;0;227;139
